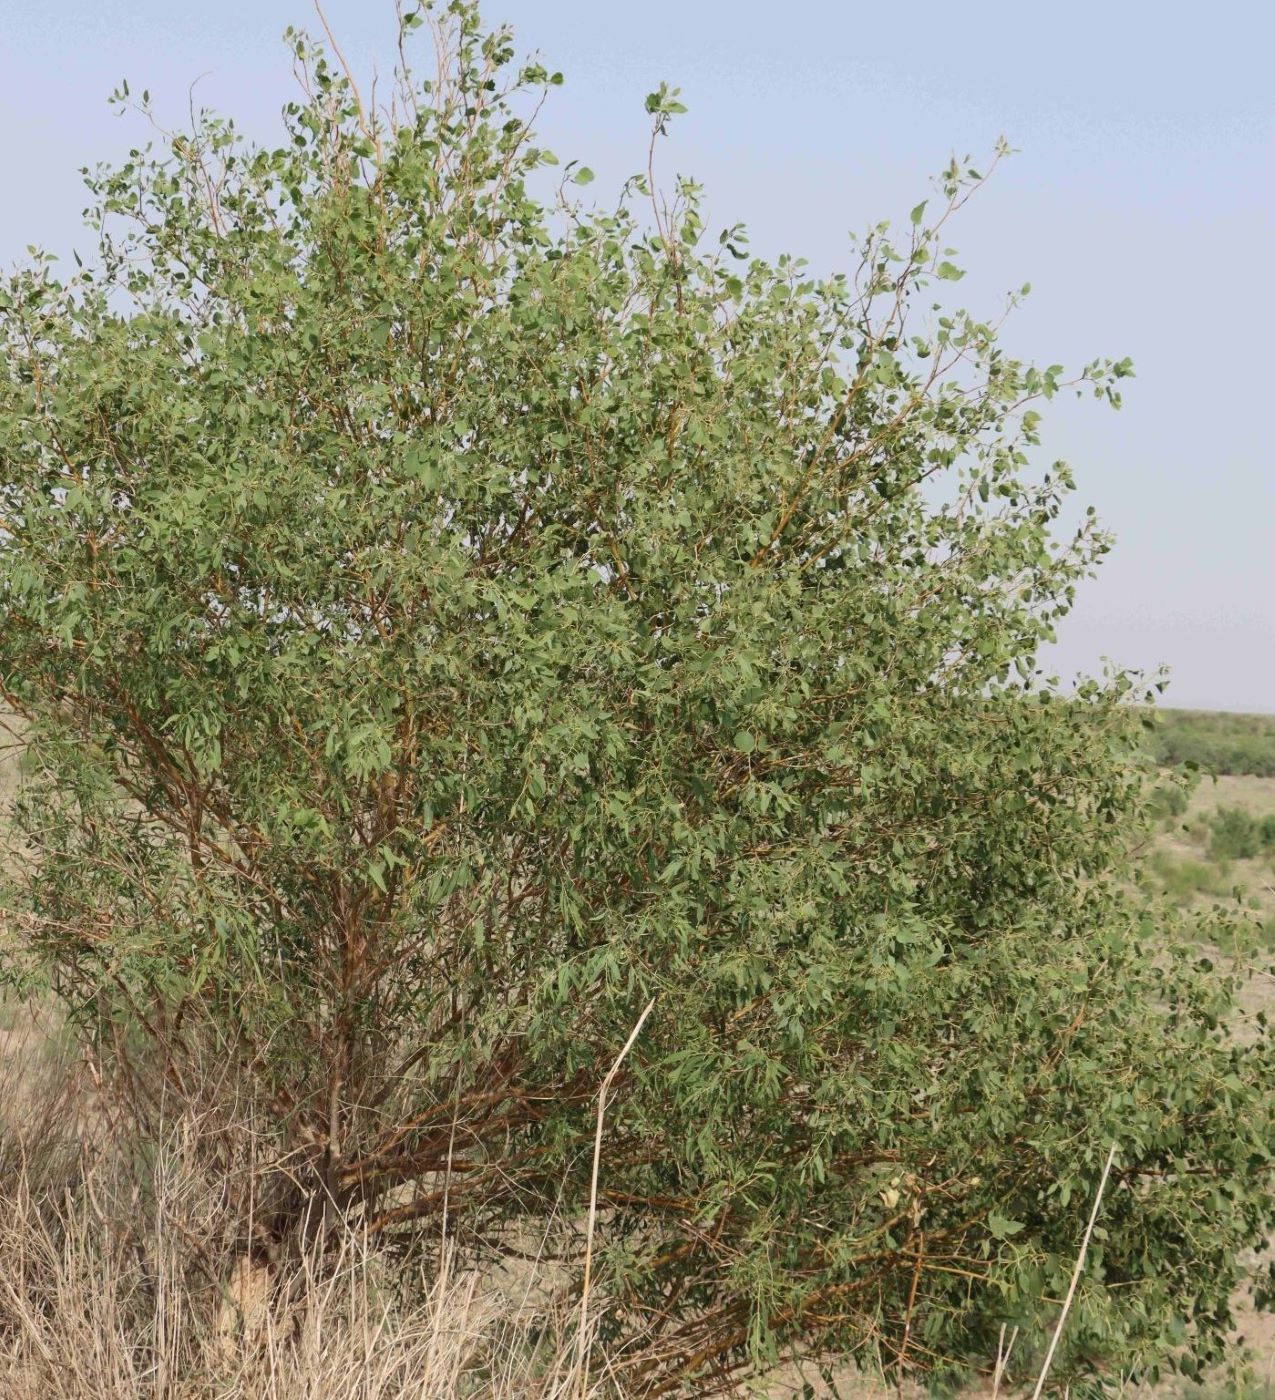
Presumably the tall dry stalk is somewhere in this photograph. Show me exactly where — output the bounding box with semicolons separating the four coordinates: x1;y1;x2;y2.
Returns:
575;997;656;1394
1030;1142;1119;1400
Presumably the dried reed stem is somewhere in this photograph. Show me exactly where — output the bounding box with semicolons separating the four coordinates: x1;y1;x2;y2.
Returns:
992;1321;1018;1398
1031;1142;1118;1400
576;998;656;1394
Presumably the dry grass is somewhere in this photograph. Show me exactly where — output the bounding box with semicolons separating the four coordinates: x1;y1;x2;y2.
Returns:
0;1011;605;1400
0;1205;588;1399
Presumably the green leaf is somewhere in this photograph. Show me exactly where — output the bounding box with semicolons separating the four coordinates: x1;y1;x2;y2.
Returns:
987;1211;1025;1239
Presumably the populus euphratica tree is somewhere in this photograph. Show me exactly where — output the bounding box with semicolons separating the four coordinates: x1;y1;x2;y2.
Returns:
1;4;1271;1392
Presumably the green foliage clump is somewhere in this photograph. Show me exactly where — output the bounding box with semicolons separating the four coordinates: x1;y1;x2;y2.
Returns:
0;5;1270;1392
1149;709;1275;778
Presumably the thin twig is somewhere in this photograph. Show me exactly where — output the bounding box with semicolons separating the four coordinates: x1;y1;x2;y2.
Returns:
1031;1142;1118;1399
576;998;656;1394
896;1231;925;1390
312;0;379;157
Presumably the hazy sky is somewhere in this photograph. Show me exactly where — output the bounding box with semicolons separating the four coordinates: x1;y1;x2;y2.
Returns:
3;1;1271;711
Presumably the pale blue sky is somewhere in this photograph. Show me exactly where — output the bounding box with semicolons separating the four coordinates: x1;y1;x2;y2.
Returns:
3;1;1271;711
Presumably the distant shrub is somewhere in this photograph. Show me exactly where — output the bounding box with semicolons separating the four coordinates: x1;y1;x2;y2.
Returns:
1207;807;1275;862
1147;781;1190;823
1209;808;1263;861
1149;850;1234;905
1149;710;1275;777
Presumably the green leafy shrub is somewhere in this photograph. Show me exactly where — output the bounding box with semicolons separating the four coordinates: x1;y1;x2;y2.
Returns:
1;6;1270;1392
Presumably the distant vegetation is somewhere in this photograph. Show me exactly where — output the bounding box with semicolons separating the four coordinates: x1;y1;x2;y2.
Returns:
1142;766;1275;950
1148;708;1275;777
